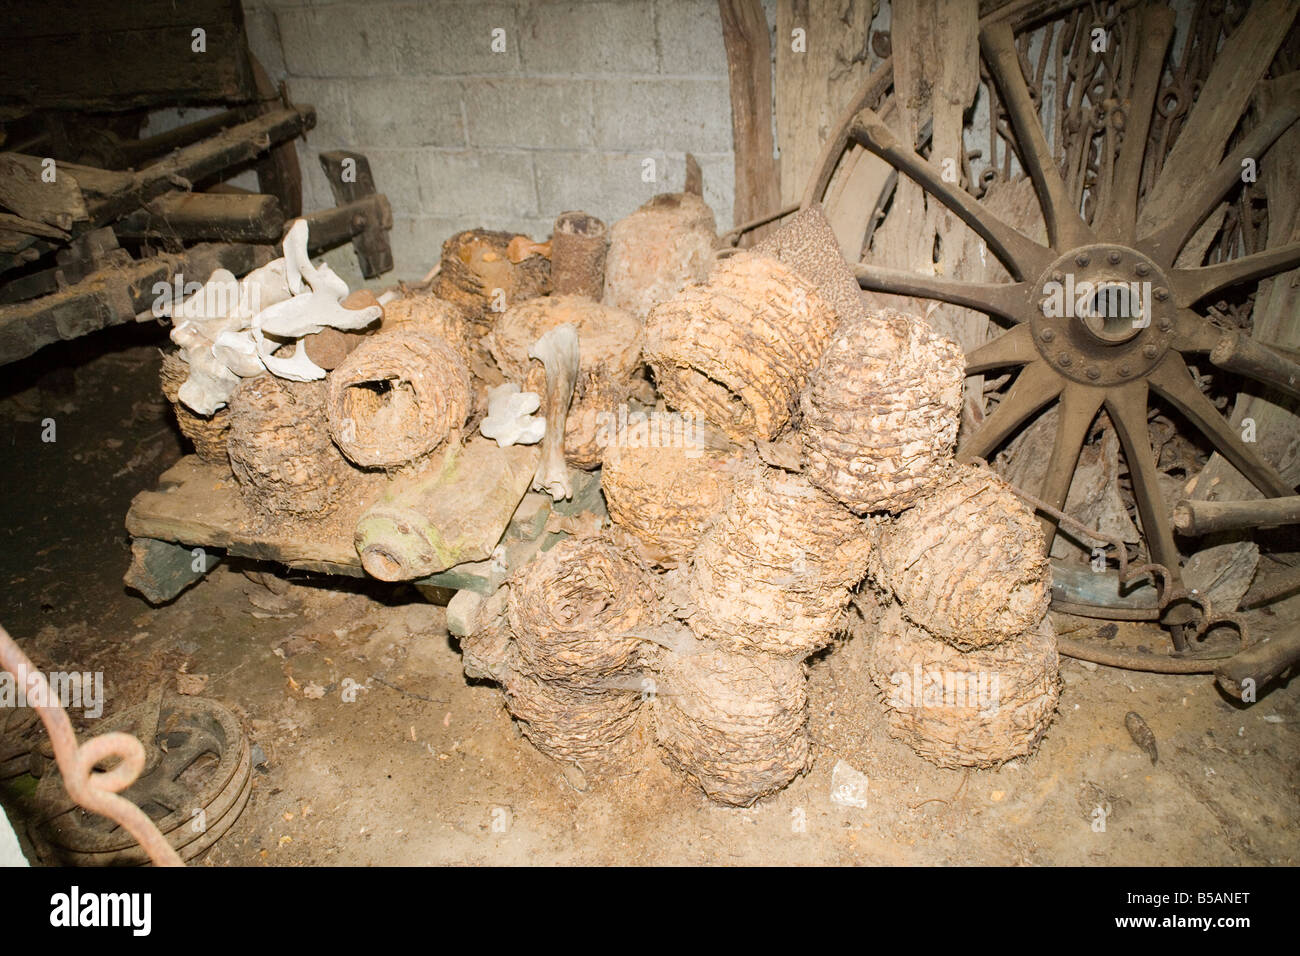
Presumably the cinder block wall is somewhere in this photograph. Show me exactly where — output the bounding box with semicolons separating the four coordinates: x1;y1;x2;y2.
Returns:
242;0;738;283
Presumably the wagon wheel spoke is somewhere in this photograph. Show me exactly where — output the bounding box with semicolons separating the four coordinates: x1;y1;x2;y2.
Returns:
1172;310;1227;353
1147;354;1295;498
1037;384;1105;551
1105;380;1190;643
1097;5;1175;239
1140;103;1300;265
958;360;1063;461
979;21;1092;250
855;265;1030;322
965;323;1036;374
848;108;1053;279
1170;242;1300;306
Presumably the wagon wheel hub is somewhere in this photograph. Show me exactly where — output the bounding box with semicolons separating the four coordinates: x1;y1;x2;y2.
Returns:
1030;245;1176;387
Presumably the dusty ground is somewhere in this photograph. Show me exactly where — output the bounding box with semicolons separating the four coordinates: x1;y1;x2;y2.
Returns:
1;327;1296;866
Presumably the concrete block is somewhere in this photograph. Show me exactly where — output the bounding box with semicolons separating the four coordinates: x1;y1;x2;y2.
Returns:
533;150;674;225
364;148;427;214
276;5;397;78
244;7;287;82
418;150;538;218
655;0;729;76
519;1;657;75
349;77;465;147
287;77;353;146
390;2;521;74
462;78;593;150
592;78;733;153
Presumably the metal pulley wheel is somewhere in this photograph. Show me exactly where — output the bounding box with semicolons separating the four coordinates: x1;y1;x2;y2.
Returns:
30;692;251;865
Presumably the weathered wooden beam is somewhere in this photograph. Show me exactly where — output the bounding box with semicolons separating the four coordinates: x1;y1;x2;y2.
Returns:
115;192;286;244
318;151;393;277
0;0;255;112
303;194;393;257
1173;495;1300;537
718;0;781;244
1216;631;1300;700
0;241;275;366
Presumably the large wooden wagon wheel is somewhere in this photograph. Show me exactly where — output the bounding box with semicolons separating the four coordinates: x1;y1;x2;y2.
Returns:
804;2;1300;654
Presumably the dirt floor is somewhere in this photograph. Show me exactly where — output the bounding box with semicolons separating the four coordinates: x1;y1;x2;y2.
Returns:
1;326;1297;866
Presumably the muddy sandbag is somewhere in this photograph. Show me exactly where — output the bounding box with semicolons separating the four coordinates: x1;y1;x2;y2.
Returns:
800;309;964;514
501;654;645;772
508;535;658;684
460;587;513;683
754;203;868;327
489;294;642;468
159;349;230;464
433;228;550;327
227;375;351;518
869;463;1050;650
380;293;475;362
688;464;873;658
551;210;608;299
866;603;1060;769
603;192;717;320
644;251;839;442
601;417;743;567
654;647;810;806
326;327;471;470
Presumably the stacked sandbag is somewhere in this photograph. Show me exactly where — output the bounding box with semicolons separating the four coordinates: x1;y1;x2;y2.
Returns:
868;463;1051;650
379;292;475;366
800;309;965;514
754;203;869;328
644;252;839;442
865;603;1060;769
653;646;810;806
432;228;550;330
551;210;608;299
325;327;472;470
864;463;1059;767
600;416;744;567
159;349;230;464
227;375;352;518
461;535;661;773
688;464;873;658
604;192;717;320
488;295;642;468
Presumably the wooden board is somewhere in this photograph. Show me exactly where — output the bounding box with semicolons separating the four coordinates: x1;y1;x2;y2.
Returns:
0;0;255;112
774;0;877;208
719;0;782;242
124;451;580;594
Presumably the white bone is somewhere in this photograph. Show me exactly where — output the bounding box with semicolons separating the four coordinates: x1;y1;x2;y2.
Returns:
282;219;310;295
253;331;326;382
528;324;580;501
480;383;545;447
211;330;265;378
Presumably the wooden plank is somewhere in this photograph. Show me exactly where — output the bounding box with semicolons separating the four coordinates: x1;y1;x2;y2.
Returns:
303;194;393;257
88;106;316;228
318;151;393;277
774;0;877;208
0;1;254;112
251;57;304;219
126;457;372;576
0;241;275;366
0;152;88;230
718;0;782;243
115;192;286;244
